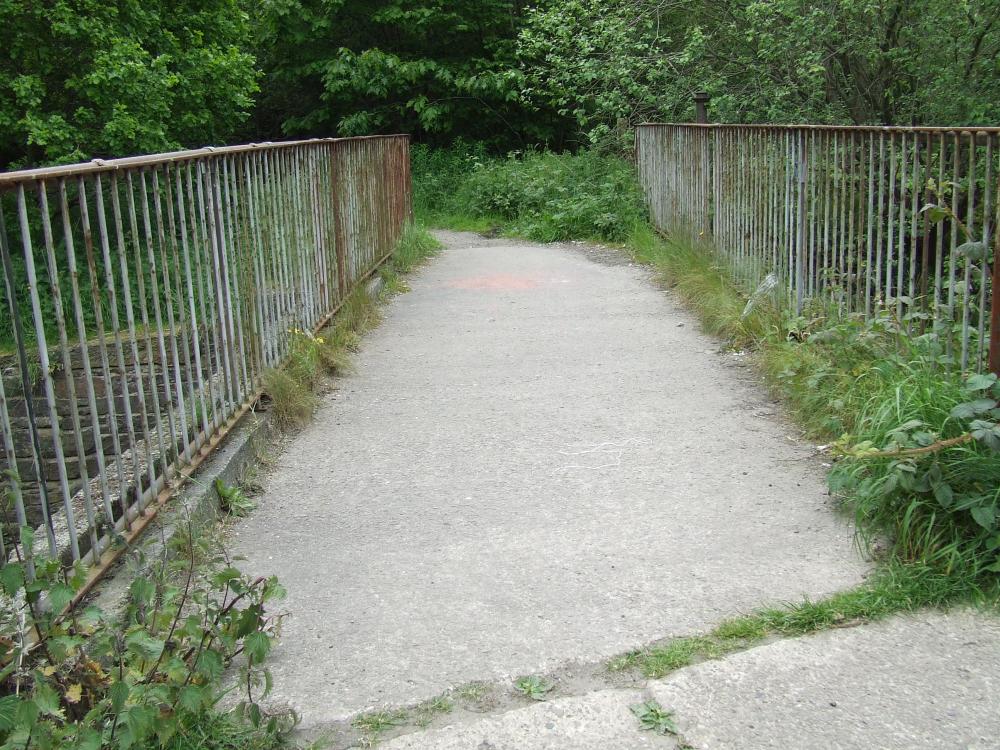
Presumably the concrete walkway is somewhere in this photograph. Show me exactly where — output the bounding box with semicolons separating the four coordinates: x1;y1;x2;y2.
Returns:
381;610;1000;750
230;231;873;737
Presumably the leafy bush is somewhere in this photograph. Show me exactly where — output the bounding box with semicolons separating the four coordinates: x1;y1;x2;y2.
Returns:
412;147;646;243
0;524;288;749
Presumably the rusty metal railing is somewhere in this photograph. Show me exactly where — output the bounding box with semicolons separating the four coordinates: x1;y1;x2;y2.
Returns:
636;123;1000;375
0;135;411;583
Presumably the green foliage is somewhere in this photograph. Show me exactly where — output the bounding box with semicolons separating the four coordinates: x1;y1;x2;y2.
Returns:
252;0;560;147
0;0;259;168
517;0;1000;142
630;701;678;735
0;525;289;749
215;480;256;518
413;147;646;243
513;675;553;701
389;222;443;275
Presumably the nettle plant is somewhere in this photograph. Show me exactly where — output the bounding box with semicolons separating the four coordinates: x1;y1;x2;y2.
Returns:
0;517;287;749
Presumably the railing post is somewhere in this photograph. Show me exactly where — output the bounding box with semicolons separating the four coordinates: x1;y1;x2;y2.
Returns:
990;215;1000;375
694;92;711;124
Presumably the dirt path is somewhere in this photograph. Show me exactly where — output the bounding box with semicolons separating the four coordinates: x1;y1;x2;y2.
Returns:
228;231;870;739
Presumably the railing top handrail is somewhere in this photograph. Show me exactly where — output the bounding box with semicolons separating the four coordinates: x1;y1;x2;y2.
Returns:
0;134;410;189
638;122;1000;135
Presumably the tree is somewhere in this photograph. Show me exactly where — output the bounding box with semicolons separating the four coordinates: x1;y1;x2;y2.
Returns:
517;0;1000;142
0;0;259;168
252;0;566;148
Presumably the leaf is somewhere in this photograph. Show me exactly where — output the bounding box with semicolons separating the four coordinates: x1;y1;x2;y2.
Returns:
19;526;34;553
0;563;24;596
125;630;164;662
48;581;75;613
932;481;954;508
65;683;83;704
244;631;271;663
919;204;949;223
950;399;997;419
76;727;102;750
33;681;62;717
0;695;20;731
966;373;998;391
970;505;997;530
109;680;130;713
125;705;158;744
178;685;208;713
955;241;988;262
196;649;224;680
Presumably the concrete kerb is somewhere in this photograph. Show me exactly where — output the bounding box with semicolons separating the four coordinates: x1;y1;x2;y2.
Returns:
86;410;275;616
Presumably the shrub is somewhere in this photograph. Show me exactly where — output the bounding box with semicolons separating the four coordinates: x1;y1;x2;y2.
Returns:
412;147;646;243
0;524;288;749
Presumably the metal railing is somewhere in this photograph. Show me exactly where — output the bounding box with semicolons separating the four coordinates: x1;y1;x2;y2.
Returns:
0;135;411;585
636;123;1000;374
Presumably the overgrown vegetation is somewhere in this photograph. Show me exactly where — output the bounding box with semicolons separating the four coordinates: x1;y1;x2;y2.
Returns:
7;1;1000;167
0;518;291;750
412;145;645;243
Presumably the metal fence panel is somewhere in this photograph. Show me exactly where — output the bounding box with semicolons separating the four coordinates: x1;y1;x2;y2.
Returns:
0;136;411;586
636;124;999;374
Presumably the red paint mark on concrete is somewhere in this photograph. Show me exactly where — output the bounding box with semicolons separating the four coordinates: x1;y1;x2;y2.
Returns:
446;273;541;290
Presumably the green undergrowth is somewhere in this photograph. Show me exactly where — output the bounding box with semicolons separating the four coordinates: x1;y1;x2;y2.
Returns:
411;145;644;243
610;560;992;679
0;516;295;750
263;223;441;429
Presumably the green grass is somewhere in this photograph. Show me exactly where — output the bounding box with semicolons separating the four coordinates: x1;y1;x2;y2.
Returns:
611;560;992;679
412;145;645;243
162;710;298;750
262;223;441;429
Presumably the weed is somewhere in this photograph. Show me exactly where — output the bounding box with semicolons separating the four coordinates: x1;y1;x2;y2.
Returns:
215;478;256;517
390;222;442;274
451;681;490;705
352;708;408;744
412;694;453;727
513;675;554;701
630;700;679;735
0;517;289;750
635;637;721;678
262;367;316;429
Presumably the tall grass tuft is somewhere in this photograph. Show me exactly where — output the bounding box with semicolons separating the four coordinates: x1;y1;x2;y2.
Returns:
262;223;441;430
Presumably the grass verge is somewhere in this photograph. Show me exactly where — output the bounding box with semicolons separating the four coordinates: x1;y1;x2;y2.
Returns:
262;223;441;429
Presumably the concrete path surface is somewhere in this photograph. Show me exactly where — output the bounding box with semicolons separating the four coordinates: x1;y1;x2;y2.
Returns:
229;231;872;736
381;610;1000;750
